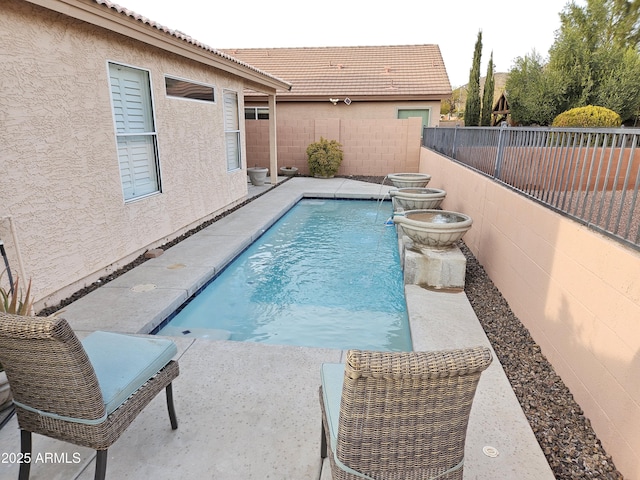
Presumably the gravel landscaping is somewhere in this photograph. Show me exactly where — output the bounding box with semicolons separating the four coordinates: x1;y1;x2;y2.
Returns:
38;175;624;478
462;243;623;479
353;175;624;479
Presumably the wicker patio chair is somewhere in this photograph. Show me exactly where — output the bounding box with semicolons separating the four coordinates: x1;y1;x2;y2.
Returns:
320;347;492;480
0;312;179;480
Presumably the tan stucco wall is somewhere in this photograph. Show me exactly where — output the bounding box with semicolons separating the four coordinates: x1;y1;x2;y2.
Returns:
245;100;437;175
1;0;249;309
245;100;441;124
247;117;423;176
420;147;640;478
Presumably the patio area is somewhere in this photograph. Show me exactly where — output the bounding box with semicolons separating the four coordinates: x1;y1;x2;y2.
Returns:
0;178;554;479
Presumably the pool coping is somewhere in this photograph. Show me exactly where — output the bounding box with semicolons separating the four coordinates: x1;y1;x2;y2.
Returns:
57;177;396;335
0;177;554;479
154;194;411;349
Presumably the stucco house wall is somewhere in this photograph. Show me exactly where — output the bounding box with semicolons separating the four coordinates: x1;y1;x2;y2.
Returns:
419;147;640;478
246;100;442;123
0;0;264;310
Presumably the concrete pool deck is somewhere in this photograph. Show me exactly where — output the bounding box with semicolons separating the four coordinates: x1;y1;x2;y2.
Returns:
0;177;554;479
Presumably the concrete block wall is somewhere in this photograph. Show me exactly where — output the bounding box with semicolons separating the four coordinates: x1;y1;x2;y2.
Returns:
245;120;271;167
245;117;422;176
420;147;640;479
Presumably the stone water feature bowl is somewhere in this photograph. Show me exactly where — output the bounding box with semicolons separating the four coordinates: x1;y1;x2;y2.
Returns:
389;187;447;211
387;173;432;188
393;209;472;249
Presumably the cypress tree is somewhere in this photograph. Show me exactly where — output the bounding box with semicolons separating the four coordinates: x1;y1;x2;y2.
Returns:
464;30;483;126
480;51;495;126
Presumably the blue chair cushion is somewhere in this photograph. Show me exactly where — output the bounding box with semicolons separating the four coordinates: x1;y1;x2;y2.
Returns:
82;332;177;415
320;363;345;453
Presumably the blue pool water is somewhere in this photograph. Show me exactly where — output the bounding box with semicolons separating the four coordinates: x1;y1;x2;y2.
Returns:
158;199;411;351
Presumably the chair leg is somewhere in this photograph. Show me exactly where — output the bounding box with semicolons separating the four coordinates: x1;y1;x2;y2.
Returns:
166;383;178;430
320;421;327;459
18;430;31;480
94;450;107;480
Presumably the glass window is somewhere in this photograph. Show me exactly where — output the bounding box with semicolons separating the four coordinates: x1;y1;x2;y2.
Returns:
165;76;215;103
109;63;161;201
398;109;431;139
397;109;430;127
224;91;241;171
244;107;269;120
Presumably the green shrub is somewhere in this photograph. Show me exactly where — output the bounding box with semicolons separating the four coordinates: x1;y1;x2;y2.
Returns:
306;137;343;178
552;105;622;128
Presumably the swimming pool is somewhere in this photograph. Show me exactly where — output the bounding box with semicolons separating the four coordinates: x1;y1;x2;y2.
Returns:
157;198;412;351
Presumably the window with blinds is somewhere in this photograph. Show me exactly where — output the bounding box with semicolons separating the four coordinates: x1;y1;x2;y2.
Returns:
108;63;161;201
223;90;241;171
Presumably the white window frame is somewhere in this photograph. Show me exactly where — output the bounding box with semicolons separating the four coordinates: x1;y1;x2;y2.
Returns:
244;106;269;120
108;62;161;202
164;75;216;104
223;90;241;171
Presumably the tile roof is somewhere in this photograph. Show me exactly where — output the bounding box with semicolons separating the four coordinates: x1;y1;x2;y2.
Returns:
92;0;291;89
221;45;452;99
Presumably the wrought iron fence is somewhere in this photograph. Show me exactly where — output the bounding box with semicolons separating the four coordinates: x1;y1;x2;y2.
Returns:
424;126;640;251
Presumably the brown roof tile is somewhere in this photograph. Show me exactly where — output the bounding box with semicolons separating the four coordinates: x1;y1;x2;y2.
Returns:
221;45;451;99
93;0;290;88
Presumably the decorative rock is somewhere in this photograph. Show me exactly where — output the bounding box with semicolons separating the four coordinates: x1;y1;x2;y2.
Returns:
462;244;623;480
145;248;164;258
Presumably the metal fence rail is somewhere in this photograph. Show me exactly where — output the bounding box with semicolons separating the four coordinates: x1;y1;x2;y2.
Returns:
424;126;640;251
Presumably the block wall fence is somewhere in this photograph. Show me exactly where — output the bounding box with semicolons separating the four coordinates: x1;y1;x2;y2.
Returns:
419;147;640;479
245;117;423;176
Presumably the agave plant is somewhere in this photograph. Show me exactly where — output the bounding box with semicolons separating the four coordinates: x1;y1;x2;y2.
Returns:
0;270;33;316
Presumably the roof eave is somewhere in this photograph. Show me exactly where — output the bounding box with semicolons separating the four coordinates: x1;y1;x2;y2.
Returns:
25;0;292;93
244;93;451;102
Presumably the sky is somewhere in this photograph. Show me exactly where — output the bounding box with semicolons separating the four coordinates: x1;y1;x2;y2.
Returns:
116;0;575;88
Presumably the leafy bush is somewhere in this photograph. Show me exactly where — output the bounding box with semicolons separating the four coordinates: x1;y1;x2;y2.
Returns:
552;105;622;128
306;137;343;178
506;51;565;125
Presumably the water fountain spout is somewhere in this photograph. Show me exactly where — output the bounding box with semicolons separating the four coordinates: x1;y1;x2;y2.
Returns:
393;209;472;250
389;188;447;212
387;173;432;188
